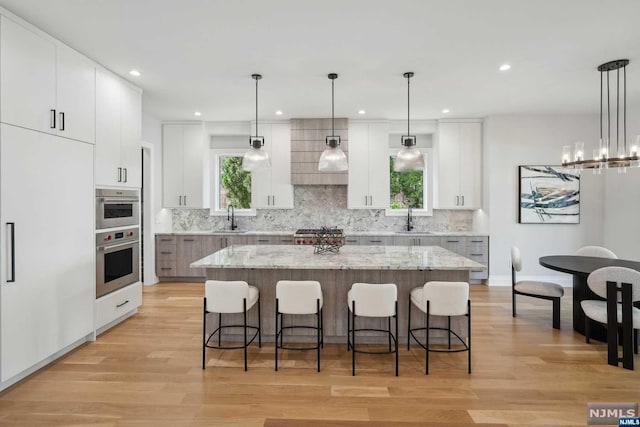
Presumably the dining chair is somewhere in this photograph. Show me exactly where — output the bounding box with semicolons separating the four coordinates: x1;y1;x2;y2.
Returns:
582;266;640;369
511;246;564;329
575;246;618;259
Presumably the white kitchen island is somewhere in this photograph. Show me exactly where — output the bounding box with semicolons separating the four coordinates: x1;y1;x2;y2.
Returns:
192;245;485;343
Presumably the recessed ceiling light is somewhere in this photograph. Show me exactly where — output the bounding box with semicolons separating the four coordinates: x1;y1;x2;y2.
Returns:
358;110;366;115
129;69;141;77
194;111;202;116
442;109;450;114
275;110;283;115
499;64;511;71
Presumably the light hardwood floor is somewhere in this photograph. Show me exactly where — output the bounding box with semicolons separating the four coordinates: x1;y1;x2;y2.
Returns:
0;283;638;426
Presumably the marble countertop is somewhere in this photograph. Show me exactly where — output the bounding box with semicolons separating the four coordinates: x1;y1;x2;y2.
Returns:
191;244;486;271
158;231;488;237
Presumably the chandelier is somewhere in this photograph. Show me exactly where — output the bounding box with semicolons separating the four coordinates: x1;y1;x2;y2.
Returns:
562;59;639;172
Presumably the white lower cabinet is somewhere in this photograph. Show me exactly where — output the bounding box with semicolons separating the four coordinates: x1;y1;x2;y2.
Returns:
96;282;142;331
0;124;94;385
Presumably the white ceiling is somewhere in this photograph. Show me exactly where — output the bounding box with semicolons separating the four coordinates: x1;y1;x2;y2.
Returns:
2;0;640;121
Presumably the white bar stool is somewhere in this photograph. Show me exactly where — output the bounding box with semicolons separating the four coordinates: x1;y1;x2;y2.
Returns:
202;280;261;371
408;281;471;374
347;283;398;376
275;280;324;372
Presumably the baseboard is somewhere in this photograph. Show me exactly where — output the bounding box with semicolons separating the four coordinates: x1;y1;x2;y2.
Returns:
0;336;89;392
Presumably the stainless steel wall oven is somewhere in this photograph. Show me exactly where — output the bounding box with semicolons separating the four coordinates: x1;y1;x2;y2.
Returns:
96;227;140;298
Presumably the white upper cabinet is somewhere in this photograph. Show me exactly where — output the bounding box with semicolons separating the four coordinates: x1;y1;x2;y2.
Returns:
251;122;294;209
162;123;206;208
436;121;482;209
95;69;142;188
348;121;390;209
0;16;95;143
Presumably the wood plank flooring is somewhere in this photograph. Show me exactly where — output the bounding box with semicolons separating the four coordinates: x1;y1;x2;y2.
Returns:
0;283;638;426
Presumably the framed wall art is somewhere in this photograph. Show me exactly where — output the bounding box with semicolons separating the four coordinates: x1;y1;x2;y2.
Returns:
518;165;580;224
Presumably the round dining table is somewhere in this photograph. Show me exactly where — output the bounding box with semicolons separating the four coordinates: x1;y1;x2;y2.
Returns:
539;255;640;342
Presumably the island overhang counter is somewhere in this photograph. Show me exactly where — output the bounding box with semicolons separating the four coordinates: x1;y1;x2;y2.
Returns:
192;245;485;343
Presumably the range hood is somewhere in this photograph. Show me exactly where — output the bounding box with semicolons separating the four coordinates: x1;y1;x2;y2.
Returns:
290;118;348;185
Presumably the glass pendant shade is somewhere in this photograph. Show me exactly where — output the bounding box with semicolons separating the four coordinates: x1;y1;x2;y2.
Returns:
318;146;348;171
242;146;271;171
394;146;425;172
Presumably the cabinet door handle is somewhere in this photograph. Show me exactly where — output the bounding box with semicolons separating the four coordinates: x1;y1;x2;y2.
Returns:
461;195;464;206
117;167;122;182
183;195;187;205
123;168;128;183
272;195;275;205
6;222;15;282
59;112;65;131
455;196;459;206
50;109;56;129
179;195;183;205
369;196;373;206
116;300;130;308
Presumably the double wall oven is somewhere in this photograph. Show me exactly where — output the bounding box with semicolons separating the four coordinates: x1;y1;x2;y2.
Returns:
96;189;140;298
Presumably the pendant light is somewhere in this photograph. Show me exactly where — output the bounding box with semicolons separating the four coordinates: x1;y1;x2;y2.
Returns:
394;72;425;172
242;73;271;172
561;59;639;171
318;73;348;172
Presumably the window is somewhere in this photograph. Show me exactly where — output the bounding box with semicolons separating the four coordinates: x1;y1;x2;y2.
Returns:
211;149;255;214
387;148;433;216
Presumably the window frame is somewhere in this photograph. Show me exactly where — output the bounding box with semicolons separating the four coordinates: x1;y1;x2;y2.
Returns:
209;149;257;216
385;147;434;217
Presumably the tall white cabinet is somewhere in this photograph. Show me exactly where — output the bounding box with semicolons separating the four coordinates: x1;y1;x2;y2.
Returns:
251;122;294;209
348;121;390;209
0;15;95;144
95;69;142;188
436;121;482;209
162;123;207;208
0;124;94;384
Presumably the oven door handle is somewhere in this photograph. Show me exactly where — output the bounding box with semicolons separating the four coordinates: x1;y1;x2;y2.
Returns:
97;241;139;252
98;197;140;203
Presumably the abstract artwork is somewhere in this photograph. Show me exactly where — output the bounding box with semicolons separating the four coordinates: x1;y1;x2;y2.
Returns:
518;165;580;224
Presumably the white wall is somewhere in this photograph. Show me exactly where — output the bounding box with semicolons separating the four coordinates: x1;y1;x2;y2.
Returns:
480;115;604;285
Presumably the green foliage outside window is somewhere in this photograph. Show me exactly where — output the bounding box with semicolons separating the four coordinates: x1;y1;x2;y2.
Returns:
389;157;423;209
220;156;251;209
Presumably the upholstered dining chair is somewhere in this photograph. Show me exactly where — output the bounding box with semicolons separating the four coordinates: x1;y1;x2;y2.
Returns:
511;246;564;329
582;266;640;369
575;246;618;259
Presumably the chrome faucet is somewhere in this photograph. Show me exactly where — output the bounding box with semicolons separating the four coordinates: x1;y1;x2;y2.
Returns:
228;205;237;230
406;206;414;231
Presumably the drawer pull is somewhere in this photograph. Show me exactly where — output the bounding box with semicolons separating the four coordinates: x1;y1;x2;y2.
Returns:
116;300;130;308
447;240;460;243
471;253;483;256
160;251;173;254
470;240;483;243
160;238;173;242
183;239;195;242
370;240;382;243
160;267;173;270
258;239;269;243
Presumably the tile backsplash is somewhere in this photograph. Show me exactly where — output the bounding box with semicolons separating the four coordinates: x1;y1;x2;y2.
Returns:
172;185;473;232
